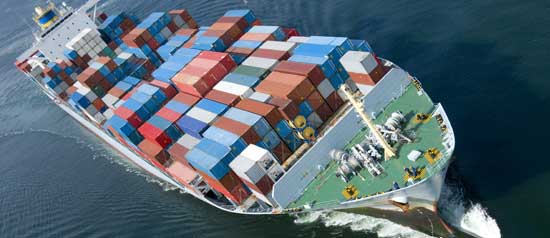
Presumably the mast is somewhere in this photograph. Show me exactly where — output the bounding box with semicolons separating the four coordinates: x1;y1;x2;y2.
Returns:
340;85;396;160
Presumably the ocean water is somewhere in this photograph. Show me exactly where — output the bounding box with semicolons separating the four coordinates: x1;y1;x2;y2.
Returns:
1;0;549;237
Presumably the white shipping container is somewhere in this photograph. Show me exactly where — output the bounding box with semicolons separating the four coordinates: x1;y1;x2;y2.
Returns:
248;92;272;103
103;108;115;120
102;94;119;108
260;41;297;52
340;51;378;74
240;144;278;168
287;36;309;43
241;56;278;70
214;81;254;98
186;107;218;124
229;155;266;184
317;78;335;99
177;134;201;149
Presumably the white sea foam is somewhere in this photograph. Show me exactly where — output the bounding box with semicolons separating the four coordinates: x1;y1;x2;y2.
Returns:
293;180;502;238
294;211;434;238
439;183;501;238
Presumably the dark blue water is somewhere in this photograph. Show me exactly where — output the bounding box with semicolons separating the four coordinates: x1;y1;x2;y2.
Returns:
1;0;549;237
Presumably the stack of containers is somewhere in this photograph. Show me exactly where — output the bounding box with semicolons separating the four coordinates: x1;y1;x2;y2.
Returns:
171;51;236;97
97;12;137;43
156;34;194;61
217;9;260;61
339;51;389;94
123;10;197;66
212;72;259;99
68;82;108;124
165;157;202;193
229;144;284;206
195;11;252;54
175;98;228;139
168;9;199;29
254;71;320;150
151;48;201;83
104;114;144;148
250;40;296;61
64;28;115;69
114;82;170;131
289;36;357;111
76;56;124;98
272;61;334;123
102;76;140;110
227;26;286;64
234;99;292;163
212;114;261;146
181;26;209;48
186;138;251;204
162;93;200;163
113;52;156;80
221;107;281;155
42;60;78;100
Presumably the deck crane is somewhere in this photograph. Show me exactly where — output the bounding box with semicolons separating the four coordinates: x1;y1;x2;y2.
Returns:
340;85;396;160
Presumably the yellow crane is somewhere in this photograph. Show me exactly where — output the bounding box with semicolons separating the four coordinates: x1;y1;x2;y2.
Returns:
340;85;396;160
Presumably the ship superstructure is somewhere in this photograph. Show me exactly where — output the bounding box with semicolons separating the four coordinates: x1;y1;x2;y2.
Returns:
14;1;457;237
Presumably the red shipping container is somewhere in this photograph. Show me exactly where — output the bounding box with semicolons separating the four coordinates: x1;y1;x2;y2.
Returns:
156;107;183;123
348;72;376;86
273;61;325;86
198;170;251;204
283;28;299;38
272;141;292;164
166;160;200;192
235;99;283;128
172;92;200;106
242;174;274;195
268;97;299;121
172;73;211;97
150;80;178;99
250;49;290;61
197;51;237;72
138;123;173;148
146;38;160;50
205;89;241;106
169;9;192;21
92;98;106;110
213;116;260;144
326;91;345;112
306;90;325;111
138;139;171;166
167;143;191;167
115;106;144;128
175;28;198;36
217;16;248;32
239;32;274;42
315;102;333;122
256;72;315;103
180;64;223;87
167;21;179;33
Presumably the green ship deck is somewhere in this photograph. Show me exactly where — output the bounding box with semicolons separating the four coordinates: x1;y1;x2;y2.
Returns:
288;84;449;209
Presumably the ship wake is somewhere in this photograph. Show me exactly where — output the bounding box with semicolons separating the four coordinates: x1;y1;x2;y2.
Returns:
439;182;501;238
294;211;434;238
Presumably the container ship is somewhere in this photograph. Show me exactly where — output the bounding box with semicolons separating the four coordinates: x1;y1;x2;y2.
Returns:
15;1;458;237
